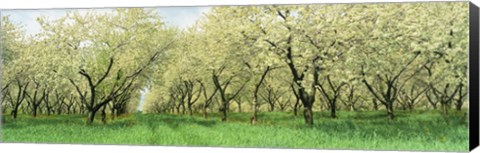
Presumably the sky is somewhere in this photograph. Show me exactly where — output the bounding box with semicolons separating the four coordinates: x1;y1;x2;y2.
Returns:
2;6;211;36
2;7;211;111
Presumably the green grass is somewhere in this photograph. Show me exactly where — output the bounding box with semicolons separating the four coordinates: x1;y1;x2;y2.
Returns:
0;110;469;152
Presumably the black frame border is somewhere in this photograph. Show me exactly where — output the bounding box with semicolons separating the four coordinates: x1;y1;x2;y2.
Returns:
469;1;479;151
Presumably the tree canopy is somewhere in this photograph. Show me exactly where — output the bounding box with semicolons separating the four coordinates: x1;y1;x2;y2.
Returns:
1;2;469;125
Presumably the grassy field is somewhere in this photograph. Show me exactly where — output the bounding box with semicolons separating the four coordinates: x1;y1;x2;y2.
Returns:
0;110;469;152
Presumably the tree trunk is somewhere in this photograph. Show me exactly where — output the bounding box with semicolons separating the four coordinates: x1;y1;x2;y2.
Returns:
46;107;52;116
11;107;18;119
32;105;38;117
386;103;394;120
87;109;97;125
80;105;84;114
101;105;107;124
408;102;414;111
251;102;259;124
116;109;121;117
279;104;286;112
221;106;227;122
293;99;299;116
252;101;259;119
455;83;465;111
181;103;186;115
330;101;337;118
57;108;62;115
251;66;271;122
251;110;258;125
45;92;51;116
303;105;313;126
211;69;248;122
188;104;193;116
203;105;208;118
226;103;230;112
443;104;449;115
237;101;242;113
455;101;463;111
111;106;116;120
373;99;379;111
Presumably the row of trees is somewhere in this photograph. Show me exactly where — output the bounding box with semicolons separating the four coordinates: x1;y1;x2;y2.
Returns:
1;2;469;126
1;9;176;124
142;2;469;126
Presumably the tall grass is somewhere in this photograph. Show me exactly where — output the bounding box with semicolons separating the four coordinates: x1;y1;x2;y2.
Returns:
1;110;469;152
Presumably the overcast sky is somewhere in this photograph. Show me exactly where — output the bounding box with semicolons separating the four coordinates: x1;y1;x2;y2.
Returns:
2;6;211;36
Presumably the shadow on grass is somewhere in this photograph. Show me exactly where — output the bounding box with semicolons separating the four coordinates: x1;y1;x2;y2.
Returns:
2;110;467;132
2;114;87;129
138;114;219;129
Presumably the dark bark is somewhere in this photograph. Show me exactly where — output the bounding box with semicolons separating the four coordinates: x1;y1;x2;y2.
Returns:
293;99;300;116
66;95;76;114
199;80;218;119
112;90;132;118
303;100;314;125
53;90;66;115
172;82;187;115
278;95;291;112
372;99;379;111
181;101;186;114
316;75;345;118
361;52;422;120
1;82;12;114
76;58;122;124
235;98;242;113
430;83;460;115
257;9;325;125
44;90;52;116
101;104;107;124
76;44;165;124
423;58;461;113
455;83;467;111
109;103;116;119
261;82;286;113
363;77;398;120
79;59;110;124
212;68;249;122
251;66;271;122
398;83;429;111
340;84;360;111
271;33;319;125
87;109;98;124
291;84;301;116
386;103;394;120
183;80;202;116
25;79;46;118
330;102;337;118
425;91;438;109
8;80;28;119
69;78;88;113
